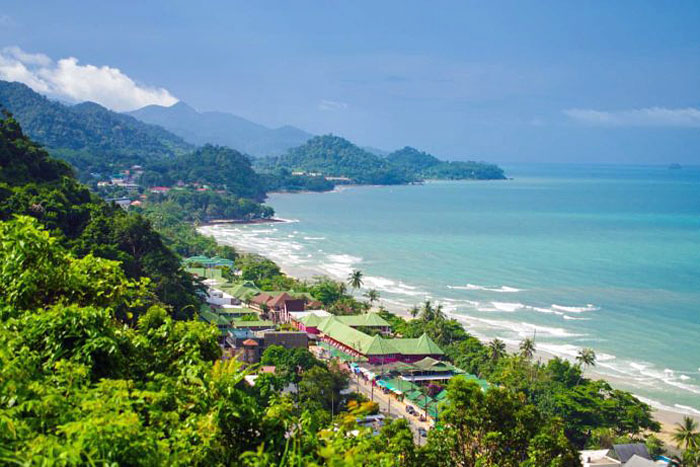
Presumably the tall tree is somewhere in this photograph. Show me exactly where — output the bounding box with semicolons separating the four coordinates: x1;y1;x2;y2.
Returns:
673;416;700;451
519;337;536;360
347;269;364;291
363;288;380;306
488;338;507;362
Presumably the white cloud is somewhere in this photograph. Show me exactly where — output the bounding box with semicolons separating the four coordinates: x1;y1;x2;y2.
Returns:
0;46;178;111
564;107;700;128
318;99;348;111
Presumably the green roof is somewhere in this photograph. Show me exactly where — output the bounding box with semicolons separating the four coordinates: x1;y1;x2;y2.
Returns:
318;316;390;355
299;313;326;327
199;310;230;326
335;313;390;328
232;319;274;329
318;318;443;357
390;334;444;356
381;377;418;395
411;356;455;372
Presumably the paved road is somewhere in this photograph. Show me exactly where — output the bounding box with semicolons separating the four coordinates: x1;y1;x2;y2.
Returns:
348;375;432;446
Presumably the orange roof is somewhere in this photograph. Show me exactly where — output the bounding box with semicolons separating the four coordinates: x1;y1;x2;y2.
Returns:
268;292;293;308
242;339;259;346
250;293;273;305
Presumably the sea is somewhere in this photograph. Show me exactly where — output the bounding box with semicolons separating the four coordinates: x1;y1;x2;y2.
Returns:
200;164;700;415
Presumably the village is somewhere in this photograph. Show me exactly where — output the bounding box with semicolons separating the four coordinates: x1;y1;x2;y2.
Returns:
185;256;671;466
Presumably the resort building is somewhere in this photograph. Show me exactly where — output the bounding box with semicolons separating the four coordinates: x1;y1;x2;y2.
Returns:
294;312;391;335
316;315;444;364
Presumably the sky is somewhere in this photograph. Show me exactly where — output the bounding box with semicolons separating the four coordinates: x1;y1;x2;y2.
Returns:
1;1;699;164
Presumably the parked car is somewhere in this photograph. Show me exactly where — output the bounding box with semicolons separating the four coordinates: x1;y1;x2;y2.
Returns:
418;428;428;437
419;414;427;422
405;405;415;415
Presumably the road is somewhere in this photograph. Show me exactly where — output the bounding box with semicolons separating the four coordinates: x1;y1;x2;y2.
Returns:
347;374;433;446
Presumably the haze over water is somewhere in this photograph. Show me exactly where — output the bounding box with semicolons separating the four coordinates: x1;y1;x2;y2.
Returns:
202;164;700;414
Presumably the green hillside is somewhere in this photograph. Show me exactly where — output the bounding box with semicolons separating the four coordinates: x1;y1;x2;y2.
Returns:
386;146;507;180
0;80;193;177
0;114;199;315
264;135;415;185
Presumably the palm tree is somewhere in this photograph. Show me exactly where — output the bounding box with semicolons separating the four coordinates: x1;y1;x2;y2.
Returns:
420;300;435;321
575;348;596;385
434;303;446;322
488;338;506;362
363;289;380;306
347;270;364;291
409;305;419;319
673;416;700;451
519;337;535;360
576;348;596;370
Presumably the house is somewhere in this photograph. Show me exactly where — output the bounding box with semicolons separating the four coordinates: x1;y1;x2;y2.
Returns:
612;444;655;466
579;444;662;467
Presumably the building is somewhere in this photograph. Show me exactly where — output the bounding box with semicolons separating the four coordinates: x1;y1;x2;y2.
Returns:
226;330;308;363
293;312;390;335
249;292;306;322
579;444;664;467
316;315;444;364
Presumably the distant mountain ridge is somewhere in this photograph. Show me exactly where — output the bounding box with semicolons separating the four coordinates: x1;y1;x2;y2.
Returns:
129;102;313;157
0;80;193;176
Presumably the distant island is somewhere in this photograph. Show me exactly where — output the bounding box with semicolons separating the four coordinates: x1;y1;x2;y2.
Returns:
257;135;507;185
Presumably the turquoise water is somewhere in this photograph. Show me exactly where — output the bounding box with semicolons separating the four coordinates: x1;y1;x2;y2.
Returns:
201;164;700;414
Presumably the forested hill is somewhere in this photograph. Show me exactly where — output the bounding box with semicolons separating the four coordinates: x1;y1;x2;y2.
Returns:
0;80;193;175
129;101;312;157
262;135;507;184
260;135;416;185
386;146;507;180
0;115;200;316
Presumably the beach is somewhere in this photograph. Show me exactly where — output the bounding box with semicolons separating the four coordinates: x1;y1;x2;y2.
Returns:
199;163;700;433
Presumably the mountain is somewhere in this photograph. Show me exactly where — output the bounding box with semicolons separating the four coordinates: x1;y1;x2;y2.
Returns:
129;102;313;157
264;135;415;185
0;80;193;177
386;146;507;180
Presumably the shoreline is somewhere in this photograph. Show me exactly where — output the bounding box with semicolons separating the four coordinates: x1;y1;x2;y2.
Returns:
198;217;700;443
198;217;288;227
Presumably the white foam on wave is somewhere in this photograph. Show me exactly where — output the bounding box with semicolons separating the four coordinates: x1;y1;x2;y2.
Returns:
319;253;362;278
448;283;523;293
675;404;700;416
303;236;326;240
551;304;599;313
363;275;427;297
489;302;526;312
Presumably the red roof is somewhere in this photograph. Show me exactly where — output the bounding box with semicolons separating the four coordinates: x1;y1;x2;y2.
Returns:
242;339;259;346
250;293;273;305
268;292;293;308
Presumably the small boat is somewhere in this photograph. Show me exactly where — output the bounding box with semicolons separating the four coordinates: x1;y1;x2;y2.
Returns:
668;163;682;170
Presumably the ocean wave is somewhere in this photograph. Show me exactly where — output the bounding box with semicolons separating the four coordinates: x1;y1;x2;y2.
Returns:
319;254;362;278
551;304;599;313
448;283;523;293
363;275;427;297
303;236;326;240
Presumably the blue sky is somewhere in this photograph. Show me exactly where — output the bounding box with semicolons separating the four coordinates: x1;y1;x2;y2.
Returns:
1;1;699;163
